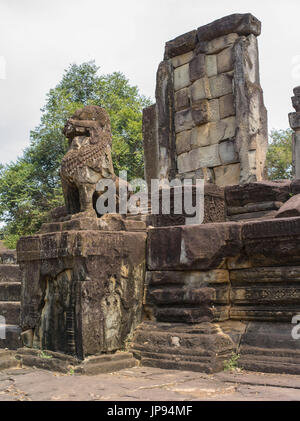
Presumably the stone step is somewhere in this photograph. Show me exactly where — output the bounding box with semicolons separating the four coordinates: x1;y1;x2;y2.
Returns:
0;302;20;325
75;352;138;375
140;357;217;373
15;348;138;375
131;321;234;374
0;265;21;283
16;348;79;374
0;283;21;301
0;349;18;370
0;325;22;350
239;355;300;375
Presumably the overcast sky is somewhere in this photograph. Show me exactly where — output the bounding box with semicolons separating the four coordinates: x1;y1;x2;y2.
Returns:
0;0;299;165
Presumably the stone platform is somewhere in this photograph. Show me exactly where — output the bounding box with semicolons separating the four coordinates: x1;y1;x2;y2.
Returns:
0;242;22;350
136;215;300;374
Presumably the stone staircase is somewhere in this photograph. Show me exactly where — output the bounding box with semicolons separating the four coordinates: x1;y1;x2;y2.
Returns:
0;242;22;350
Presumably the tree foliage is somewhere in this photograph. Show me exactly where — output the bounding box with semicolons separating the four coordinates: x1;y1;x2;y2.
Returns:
265;129;293;180
0;62;151;247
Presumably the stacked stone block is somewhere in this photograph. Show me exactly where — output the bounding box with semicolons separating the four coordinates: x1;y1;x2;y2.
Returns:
131;216;300;374
290;86;300;178
143;14;268;188
0;244;22;350
225;180;292;221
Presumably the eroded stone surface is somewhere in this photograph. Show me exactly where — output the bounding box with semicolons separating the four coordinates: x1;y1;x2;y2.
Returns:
144;13;268;188
61;106;116;216
275;194;300;218
147;223;242;271
18;229;146;360
196;13;261;42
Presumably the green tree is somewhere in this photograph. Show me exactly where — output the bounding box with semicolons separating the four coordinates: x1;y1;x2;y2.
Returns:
266;129;293;180
0;61;151;248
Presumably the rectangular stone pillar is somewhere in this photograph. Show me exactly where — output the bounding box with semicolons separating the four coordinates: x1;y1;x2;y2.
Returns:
289;86;300;178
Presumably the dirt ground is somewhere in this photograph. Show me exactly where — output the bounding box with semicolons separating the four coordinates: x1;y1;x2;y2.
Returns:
0;365;300;401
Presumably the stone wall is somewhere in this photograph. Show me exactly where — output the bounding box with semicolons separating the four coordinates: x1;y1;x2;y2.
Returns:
146;218;300;323
132;216;300;373
290;86;300;178
143;14;268;187
0;244;21;350
225;180;292;221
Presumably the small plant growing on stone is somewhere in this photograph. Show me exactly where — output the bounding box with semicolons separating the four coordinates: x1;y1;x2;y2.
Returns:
69;367;75;375
39;350;53;359
223;352;241;372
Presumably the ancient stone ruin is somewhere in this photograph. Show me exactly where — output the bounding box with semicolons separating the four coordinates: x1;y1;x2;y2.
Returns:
14;106;146;372
143;13;268;188
2;13;300;376
290;86;300;178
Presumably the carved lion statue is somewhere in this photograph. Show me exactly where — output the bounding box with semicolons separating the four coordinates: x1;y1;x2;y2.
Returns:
61;105;118;216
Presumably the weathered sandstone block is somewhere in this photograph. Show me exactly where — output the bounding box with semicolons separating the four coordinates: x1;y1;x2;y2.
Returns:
174;63;190;91
175;109;194;133
275;194;300;218
217;47;234;73
230;266;300;321
219;93;235;119
213;163;240;187
174;88;190;111
142;104;159;187
233;34;268;183
239;322;300;374
176;130;191;155
164;30;197;60
190;122;230;148
171;51;193;68
177;143;221;173
131;321;235;373
219;139;239;165
190;124;210;148
222;116;236;139
196;13;261;42
192;99;219;125
293;138;300;176
190;77;211;102
145;269;230;323
147;223;242;271
191;100;210;125
155;61;176;180
225;181;291;207
291;178;300;194
196;33;239;55
205;55;217;77
292;96;300;112
146;183;225;227
227;201;282;216
289;112;300;130
294;86;300;96
209;74;233;99
242;217;300;267
189;54;206;82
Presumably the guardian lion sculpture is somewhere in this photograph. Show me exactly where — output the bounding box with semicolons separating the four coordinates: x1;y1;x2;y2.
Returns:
61;105;116;216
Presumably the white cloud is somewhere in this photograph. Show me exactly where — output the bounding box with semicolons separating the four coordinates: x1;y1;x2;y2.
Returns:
0;0;299;164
